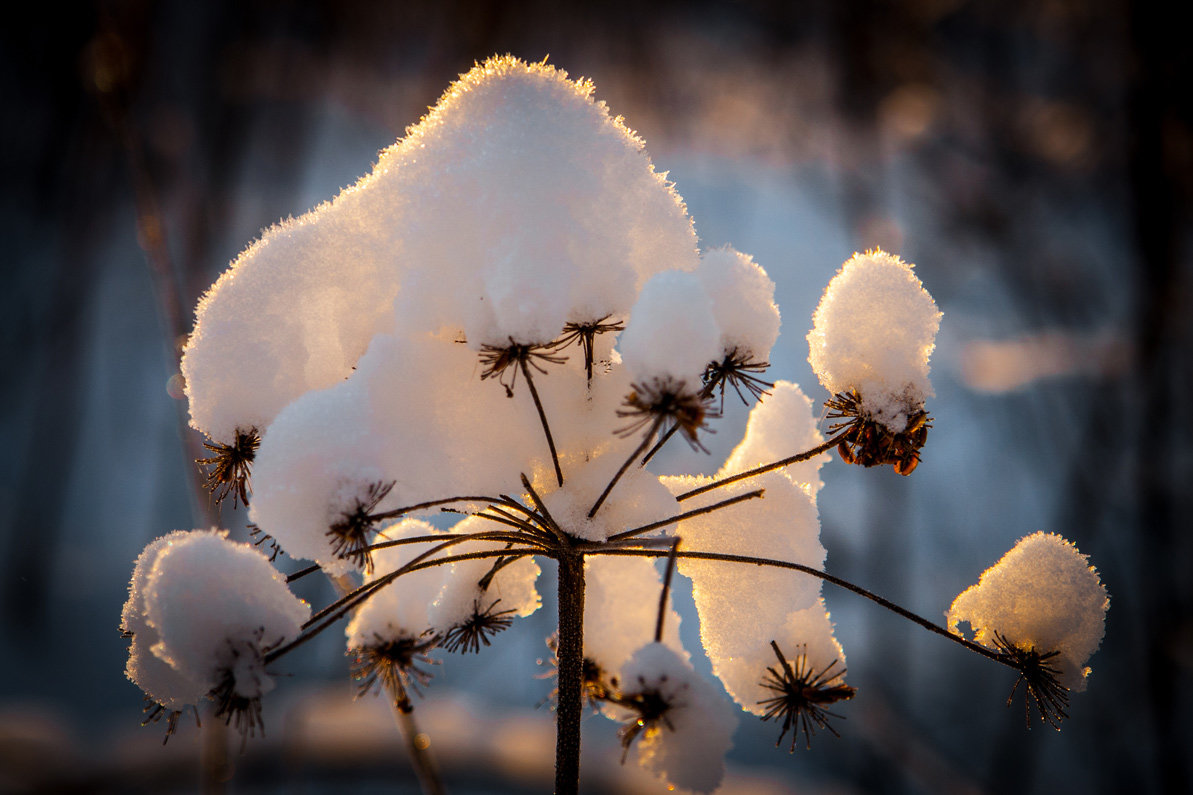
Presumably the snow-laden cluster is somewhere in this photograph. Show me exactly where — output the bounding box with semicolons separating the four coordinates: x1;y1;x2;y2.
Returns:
808;249;940;431
947;532;1109;689
122;531;309;726
182;55;700;446
122;53;1111;793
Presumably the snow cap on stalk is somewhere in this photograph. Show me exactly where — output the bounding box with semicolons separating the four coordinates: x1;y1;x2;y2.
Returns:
143;531;309;702
616;642;737;794
947;531;1109;690
807;249;940;431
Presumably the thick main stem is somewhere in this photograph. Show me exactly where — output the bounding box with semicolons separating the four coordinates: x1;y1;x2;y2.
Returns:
555;552;585;795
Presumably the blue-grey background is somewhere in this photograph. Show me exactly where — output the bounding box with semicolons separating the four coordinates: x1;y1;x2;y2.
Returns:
2;1;1189;793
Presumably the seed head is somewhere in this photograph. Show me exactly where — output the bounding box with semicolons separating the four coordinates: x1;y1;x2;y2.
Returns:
350;632;440;713
441;598;516;654
479;339;567;397
824;389;930;475
327;480;396;574
757;641;856;751
197;427;260;507
992;632;1070;730
618;377;715;450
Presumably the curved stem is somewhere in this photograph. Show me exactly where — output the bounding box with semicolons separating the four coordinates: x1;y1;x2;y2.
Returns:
675;433;846;502
590;548;1013;668
521;359;564;487
606;488;764;542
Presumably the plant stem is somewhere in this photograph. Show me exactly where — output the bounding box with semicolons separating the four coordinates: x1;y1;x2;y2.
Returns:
592;548;1014;668
322;572;446;795
675;433;846;502
606;488;764;542
521;358;564;487
555;551;585;795
588;416;663;518
654;539;680;643
391;699;445;795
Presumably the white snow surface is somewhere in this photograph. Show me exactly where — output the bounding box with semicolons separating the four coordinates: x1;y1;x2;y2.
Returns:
807;249;941;431
663;469;825;712
947;531;1109;690
721;380;826;496
696;246;781;361
346;519;451;650
618;642;737;794
583;556;686;677
183;55;700;444
617;270;721;392
143;531;309;698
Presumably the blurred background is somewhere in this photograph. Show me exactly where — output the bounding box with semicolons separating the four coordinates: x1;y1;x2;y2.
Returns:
1;1;1190;793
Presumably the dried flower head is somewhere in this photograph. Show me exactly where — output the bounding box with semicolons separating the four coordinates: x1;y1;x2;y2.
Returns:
702;347;773;411
553;315;624;382
441;598;516;654
824;389;930;475
141;699;196;745
197;427;260;507
542;633;616;708
479;339;568;397
612;674;682;762
246;523;282;562
209;634;274;747
351;631;440;712
758;641;856;751
618;377;715;450
992;632;1070;730
327;480;396;574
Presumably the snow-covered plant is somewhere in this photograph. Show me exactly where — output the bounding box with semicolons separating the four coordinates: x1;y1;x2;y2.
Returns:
120;56;1109;794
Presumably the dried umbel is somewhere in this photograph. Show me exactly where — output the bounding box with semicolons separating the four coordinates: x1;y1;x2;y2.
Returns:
327;480;396;574
992;632;1070;729
478;339;568;398
351;632;440;712
197;427;260;507
128;55;1109;795
758;640;856;751
618;377;715;449
441;598;516;654
824;389;930;475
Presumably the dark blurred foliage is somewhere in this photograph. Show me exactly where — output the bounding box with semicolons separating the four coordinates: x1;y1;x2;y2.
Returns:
1;1;1190;793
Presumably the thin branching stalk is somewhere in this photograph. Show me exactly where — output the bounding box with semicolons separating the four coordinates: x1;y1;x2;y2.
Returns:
520;473;569;544
675;433;847;502
591;548;1014;669
639;421;680;466
368;494;514;523
588;415;665;518
654;539;681;643
606;489;765;542
266;536;546;663
520;359;564;487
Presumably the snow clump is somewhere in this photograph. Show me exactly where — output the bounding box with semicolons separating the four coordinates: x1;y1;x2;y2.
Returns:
807;249;941;431
947;531;1109;689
